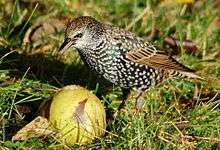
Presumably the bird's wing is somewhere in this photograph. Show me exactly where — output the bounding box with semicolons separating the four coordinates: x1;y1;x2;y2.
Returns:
125;46;194;72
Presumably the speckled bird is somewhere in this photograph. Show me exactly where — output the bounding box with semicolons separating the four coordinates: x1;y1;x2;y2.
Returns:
59;16;202;111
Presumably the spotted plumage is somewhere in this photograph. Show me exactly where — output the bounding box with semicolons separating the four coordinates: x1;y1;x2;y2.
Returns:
59;16;202;111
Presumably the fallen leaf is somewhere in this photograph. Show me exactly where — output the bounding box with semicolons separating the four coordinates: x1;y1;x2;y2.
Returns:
21;17;67;55
30;18;66;42
176;99;194;109
12;116;56;141
163;36;198;54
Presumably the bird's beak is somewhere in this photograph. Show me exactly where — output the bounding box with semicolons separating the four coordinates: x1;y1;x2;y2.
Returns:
59;38;74;54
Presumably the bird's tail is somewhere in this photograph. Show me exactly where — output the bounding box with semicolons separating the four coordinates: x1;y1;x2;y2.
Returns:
169;70;204;80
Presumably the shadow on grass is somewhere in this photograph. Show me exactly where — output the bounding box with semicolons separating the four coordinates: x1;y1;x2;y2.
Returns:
1;48;119;139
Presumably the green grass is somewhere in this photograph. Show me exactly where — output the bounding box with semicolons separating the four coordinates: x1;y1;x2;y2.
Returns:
1;0;220;149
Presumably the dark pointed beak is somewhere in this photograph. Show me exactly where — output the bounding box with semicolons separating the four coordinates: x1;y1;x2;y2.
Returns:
59;38;74;54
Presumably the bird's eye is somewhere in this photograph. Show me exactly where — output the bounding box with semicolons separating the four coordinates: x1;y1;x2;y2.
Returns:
74;33;83;38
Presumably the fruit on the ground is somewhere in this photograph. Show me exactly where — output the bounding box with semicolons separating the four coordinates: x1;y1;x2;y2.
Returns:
49;85;106;144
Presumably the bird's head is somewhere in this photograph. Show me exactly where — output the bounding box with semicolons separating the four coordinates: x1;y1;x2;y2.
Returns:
59;16;104;53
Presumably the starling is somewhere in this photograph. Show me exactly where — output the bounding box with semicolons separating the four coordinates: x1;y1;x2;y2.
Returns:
59;16;202;111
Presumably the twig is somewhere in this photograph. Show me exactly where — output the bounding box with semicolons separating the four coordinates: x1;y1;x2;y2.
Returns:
158;135;177;147
171;122;184;137
182;135;220;142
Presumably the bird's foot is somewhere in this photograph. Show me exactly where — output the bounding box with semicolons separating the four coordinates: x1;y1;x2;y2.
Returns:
107;108;126;125
108;98;127;123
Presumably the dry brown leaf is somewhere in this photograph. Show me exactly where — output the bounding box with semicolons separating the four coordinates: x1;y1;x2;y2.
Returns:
30;44;54;55
12;116;56;141
22;26;34;46
30;18;66;42
163;36;198;54
21;17;67;55
176;99;194;109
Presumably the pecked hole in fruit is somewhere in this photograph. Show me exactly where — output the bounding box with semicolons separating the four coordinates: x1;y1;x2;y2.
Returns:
73;98;88;125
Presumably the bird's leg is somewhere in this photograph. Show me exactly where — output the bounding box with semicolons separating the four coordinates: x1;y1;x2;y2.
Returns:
112;88;130;119
135;89;145;112
118;88;130;110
